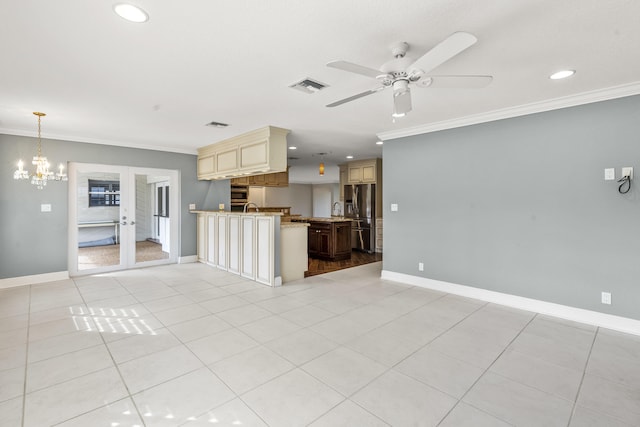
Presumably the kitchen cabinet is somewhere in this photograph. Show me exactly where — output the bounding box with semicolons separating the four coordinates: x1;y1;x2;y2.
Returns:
230;169;288;187
339;165;347;201
194;211;280;286
197;126;290;180
347;159;378;184
307;220;351;261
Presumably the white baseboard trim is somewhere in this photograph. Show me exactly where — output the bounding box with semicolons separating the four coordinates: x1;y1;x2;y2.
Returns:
178;255;198;264
0;271;70;289
381;270;640;336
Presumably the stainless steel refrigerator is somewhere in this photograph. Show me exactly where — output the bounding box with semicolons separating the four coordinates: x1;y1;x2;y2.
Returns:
344;184;375;253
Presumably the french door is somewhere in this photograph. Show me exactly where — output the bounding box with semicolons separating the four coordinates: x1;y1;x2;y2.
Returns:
68;163;179;276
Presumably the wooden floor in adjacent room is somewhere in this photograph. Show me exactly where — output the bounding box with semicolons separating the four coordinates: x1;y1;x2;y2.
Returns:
305;250;383;277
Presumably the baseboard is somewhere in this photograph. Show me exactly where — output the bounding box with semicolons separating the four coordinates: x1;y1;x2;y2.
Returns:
0;271;70;289
178;255;198;264
381;270;640;337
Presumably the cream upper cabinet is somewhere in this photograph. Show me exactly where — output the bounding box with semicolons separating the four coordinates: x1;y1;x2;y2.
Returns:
216;147;238;175
197;155;215;177
347;159;378;184
339;165;347;200
197;126;289;180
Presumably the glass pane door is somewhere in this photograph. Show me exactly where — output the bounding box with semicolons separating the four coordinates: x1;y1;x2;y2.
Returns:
133;173;171;265
74;167;126;273
69;164;178;276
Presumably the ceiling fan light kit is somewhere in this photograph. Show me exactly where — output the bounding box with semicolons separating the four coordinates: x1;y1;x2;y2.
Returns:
326;32;492;118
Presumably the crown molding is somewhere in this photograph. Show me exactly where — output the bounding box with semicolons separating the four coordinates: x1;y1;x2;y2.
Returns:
377;81;640;141
0;128;198;155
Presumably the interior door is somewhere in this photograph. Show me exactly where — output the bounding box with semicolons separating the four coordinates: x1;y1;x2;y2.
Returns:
132;171;177;267
69;163;128;275
68;163;179;276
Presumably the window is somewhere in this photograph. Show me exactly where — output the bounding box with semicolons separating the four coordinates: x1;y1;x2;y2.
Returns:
88;180;120;207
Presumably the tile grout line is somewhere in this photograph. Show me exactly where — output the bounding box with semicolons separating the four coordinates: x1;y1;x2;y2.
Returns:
301;295;490;426
20;284;32;427
302;293;496;426
73;275;149;427
566;325;599;427
433;311;539;427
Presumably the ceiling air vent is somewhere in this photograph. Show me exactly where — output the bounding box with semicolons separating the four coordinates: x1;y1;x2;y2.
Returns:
205;121;229;128
289;78;329;94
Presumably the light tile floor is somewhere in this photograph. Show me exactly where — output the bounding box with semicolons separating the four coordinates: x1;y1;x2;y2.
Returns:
1;262;639;426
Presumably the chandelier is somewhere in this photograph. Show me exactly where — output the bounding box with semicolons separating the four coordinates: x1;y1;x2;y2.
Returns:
14;112;68;189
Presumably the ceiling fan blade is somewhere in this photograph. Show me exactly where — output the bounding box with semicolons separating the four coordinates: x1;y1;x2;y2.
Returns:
420;75;493;89
326;87;385;107
327;60;385;79
393;88;412;117
409;32;478;75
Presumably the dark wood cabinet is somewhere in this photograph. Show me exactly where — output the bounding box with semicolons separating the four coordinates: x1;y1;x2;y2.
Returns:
307;220;351;261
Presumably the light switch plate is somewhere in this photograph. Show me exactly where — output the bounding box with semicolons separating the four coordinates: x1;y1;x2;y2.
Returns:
41;204;52;212
604;168;615;180
391;203;398;212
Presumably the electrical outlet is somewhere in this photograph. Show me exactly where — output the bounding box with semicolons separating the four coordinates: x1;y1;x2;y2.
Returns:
418;262;424;271
601;292;612;305
41;204;52;212
621;167;633;179
189;203;196;210
391;203;399;212
604;168;615;180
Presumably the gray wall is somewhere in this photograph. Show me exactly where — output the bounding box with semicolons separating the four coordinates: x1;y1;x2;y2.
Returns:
1;134;216;279
383;95;640;320
263;184;313;216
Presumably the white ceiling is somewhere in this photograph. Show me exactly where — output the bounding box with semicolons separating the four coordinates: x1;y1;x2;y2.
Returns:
2;1;639;183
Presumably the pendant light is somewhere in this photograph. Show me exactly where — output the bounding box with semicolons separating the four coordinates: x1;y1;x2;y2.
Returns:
14;112;68;189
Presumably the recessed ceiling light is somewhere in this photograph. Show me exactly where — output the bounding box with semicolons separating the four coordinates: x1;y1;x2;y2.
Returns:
288;146;297;150
549;70;575;80
346;155;354;159
113;3;149;23
376;141;383;145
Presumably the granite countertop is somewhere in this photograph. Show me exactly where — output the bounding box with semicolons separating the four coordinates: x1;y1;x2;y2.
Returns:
280;222;309;229
190;210;283;216
292;216;354;223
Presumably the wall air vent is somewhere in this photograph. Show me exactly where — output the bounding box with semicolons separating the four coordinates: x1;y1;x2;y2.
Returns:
289;78;329;94
288;157;300;160
205;121;229;128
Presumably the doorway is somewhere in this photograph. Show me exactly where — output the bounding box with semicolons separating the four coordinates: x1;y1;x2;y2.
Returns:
68;163;179;276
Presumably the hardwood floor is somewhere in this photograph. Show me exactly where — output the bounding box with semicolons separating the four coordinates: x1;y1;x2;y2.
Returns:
305;250;383;277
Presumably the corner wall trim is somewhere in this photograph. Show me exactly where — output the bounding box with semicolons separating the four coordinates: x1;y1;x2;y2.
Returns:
178;255;198;264
381;270;640;337
377;81;640;141
0;271;70;289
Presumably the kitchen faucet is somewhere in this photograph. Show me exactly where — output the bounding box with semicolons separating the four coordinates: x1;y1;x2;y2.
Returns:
243;202;259;213
332;201;342;216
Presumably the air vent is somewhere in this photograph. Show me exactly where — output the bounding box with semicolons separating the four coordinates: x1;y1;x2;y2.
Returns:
289;78;329;94
288;157;300;160
205;121;229;128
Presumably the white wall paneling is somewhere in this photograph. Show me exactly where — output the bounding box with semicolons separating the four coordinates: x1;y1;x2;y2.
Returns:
241;216;256;279
217;215;227;270
228;214;240;274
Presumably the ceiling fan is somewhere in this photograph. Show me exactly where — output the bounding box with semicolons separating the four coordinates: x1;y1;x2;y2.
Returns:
326;32;492;117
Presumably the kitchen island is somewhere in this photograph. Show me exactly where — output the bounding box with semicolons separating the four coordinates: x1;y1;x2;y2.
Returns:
290;217;352;261
194;211;308;286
